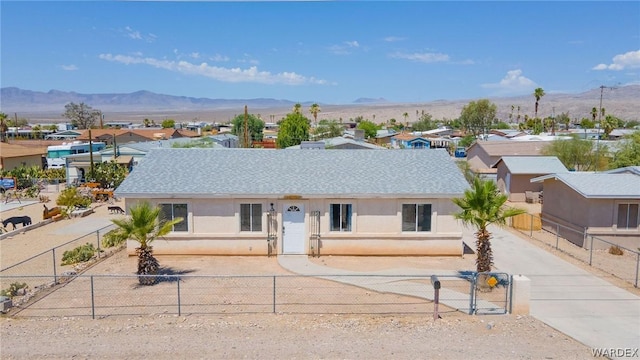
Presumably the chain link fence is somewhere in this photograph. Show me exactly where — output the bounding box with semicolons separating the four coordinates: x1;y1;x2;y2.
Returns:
0;272;508;318
511;213;639;287
0;224;117;293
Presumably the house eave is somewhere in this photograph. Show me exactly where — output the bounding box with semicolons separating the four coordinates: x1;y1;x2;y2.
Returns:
114;192;465;200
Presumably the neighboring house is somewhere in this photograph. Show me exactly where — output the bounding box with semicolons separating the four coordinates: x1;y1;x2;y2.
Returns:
64;138;207;184
76;128;200;145
390;133;431;149
114;149;470;257
607;129;636;140
604;166;640;175
466;141;553;175
0;142;47;170
287;137;385;150
45;130;83;140
208;134;239;148
531;172;640;249
374;129;397;146
492;156;568;202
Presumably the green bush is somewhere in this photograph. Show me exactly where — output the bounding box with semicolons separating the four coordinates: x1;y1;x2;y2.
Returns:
101;228;128;248
56;187;92;211
61;243;96;266
0;282;28;297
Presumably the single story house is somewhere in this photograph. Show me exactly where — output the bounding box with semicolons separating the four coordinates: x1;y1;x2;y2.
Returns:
492;156;568;202
76;128;200;146
466;140;553;174
390;133;432;149
287;137;385;150
531;171;640;249
114;148;470;257
64;138;213;184
0;142;47;170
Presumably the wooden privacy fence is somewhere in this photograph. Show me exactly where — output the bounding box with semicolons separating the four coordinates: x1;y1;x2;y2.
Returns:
511;213;542;231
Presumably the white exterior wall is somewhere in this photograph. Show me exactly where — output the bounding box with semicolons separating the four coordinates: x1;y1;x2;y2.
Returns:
124;197;464;256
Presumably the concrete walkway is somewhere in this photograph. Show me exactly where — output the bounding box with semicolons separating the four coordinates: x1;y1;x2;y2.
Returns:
277;256;503;316
475;225;640;354
279;226;639;357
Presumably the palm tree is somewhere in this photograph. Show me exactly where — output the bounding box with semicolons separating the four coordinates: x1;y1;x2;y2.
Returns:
452;177;525;273
590;107;598;122
111;202;183;285
292;103;302;114
0;112;8;142
533;88;544;134
309;103;321;127
533;87;545;119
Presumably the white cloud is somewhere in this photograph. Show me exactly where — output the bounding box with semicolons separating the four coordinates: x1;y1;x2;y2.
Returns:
328;41;361;55
190;52;200;59
481;69;537;94
61;64;78;71
593;50;640;71
383;36;405;42
389;52;449;63
98;53;327;85
210;54;230;62
124;26;156;43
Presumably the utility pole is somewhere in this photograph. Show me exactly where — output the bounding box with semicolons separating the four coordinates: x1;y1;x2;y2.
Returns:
595;85;609;172
88;128;95;181
243;105;249;148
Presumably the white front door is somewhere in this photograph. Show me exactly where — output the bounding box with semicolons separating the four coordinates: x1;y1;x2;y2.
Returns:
282;204;305;254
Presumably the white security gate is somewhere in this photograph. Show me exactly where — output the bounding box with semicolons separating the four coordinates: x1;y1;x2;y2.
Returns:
282;204;305;254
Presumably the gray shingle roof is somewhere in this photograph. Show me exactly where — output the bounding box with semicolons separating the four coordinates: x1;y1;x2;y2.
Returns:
115;148;469;198
532;172;640;198
492;156;569;174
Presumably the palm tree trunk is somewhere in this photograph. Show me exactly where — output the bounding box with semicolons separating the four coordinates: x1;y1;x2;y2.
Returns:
136;246;159;285
475;228;493;273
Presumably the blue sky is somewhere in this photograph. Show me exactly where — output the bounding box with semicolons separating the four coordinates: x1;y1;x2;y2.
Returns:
2;1;639;105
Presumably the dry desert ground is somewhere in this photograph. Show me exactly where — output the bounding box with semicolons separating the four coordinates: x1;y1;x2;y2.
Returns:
0;190;608;359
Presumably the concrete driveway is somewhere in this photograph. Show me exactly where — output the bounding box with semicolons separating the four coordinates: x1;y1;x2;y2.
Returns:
484;225;640;356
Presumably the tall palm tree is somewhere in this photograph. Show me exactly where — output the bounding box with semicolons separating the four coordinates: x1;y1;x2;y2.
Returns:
292;103;302;114
309;103;321;127
0;112;8;142
533;88;545;134
111;202;183;285
591;107;598;122
452;177;525;273
533;87;545;119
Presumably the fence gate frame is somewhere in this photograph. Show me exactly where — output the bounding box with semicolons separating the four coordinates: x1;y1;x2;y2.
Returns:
472;272;511;315
266;205;277;257
309;210;321;257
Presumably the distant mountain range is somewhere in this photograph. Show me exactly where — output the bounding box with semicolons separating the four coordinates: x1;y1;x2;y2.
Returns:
1;85;639;123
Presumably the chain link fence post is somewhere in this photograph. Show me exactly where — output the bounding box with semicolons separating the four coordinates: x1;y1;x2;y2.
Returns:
589;235;594;266
177;277;181;316
635;252;640;288
52;248;57;284
272;276;276;314
91;275;95;319
96;230;101;259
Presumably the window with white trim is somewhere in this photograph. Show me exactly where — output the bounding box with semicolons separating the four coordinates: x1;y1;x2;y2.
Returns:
617;203;639;229
241;203;263;232
330;203;352;232
159;203;188;232
402;204;432;232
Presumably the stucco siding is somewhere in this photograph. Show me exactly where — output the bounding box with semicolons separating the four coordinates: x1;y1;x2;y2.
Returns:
2;155;43;170
124;197;464;256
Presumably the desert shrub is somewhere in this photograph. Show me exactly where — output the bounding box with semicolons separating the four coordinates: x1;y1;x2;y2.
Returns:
0;282;28;297
101;228;128;248
61;243;96;266
56;187;92;211
608;245;624;256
